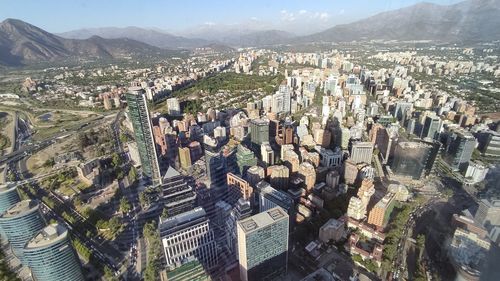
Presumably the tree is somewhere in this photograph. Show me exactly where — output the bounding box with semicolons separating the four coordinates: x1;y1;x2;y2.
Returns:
128;166;138;184
111;152;122;167
161;207;169;219
120;197;131;214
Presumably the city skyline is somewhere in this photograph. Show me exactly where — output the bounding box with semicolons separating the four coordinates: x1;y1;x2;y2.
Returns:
1;0;463;35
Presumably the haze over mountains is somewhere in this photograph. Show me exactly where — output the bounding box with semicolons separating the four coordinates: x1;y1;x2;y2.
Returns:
1;0;499;66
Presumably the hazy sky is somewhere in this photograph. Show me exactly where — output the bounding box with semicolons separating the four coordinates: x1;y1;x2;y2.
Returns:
1;0;464;35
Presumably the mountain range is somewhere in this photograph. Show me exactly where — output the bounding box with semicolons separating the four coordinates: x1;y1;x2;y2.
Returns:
1;0;499;66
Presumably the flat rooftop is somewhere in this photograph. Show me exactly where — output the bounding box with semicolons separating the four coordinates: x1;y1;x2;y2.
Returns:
26;223;67;249
238;207;288;234
0;200;37;218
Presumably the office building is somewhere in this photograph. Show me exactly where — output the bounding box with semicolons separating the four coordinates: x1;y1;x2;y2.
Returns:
271;85;291;114
314;129;331;148
160;207;218;271
315;146;342;167
0;184;20;214
350;142;374;164
391;141;434;180
319;218;346;243
475;130;500;157
205;149;227;188
236;144;258;177
464;161;489;184
260;142;274;166
166;97;181;116
227;173;253;201
267;165;289;190
250;119;269;147
0;200;46;261
298;162;316;192
23;223;84;281
443;129;477;171
246;165;265;187
237;207;289;281
256;181;294;215
178;147;192;170
368;192;396;228
161;166;197;217
475;198;500;227
225;198;252;262
421;115;442;140
343;159;359;185
126;87;161;184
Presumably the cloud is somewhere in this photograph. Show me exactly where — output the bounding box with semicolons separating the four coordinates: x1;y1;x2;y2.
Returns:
204;21;216;26
319;12;330;21
299;9;307;15
339;9;345;15
280;10;296;22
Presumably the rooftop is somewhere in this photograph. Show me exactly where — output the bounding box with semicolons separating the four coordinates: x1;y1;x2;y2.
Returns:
26;223;67;249
238;207;288;234
0;200;38;219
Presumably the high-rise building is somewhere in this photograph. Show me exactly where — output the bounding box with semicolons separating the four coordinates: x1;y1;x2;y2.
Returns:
160;166;197;217
391;141;434;180
368;192;396;228
23;223;84;281
246;165;265;187
267;165;289;190
343;159;359;185
225;198;252;262
350;142;374;164
227;173;253;201
443;129;477;171
347;197;366;220
178;146;192;170
260;142;274;166
271;85;291;114
166;97;181;116
205;149;227;188
256;181;294;215
236;145;258;176
421;115;442;140
0;200;46;261
237;207;289;281
126;87;161;184
0;184;20;214
250;119;269;147
298;162;316;192
475;198;500;227
160;207;218;271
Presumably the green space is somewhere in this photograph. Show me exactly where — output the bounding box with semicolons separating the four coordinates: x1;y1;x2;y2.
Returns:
143;221;163;281
0;134;10;151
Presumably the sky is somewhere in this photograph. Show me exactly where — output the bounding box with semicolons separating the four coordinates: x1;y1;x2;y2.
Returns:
1;0;464;35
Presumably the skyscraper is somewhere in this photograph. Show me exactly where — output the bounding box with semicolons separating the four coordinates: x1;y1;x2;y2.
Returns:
0;183;20;214
391;141;435;180
0;200;46;261
260;142;274;166
160;166;197;217
443;129;477;171
126;86;161;185
368;192;396;227
350;142;374;164
236;144;258;176
250;119;269;148
237;207;289;281
23;224;84;281
159;207;218;271
421;115;442;140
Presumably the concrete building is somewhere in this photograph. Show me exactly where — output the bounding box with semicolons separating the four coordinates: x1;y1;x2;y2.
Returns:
236;145;258;177
319;217;346;243
160;166;197;217
298;162;316;192
475;198;500;227
256;181;294;215
160;207;218;271
464;161;489;184
237;207;289;281
443;129;477;172
250;119;269;147
126;87;161;184
246;165;265;187
225;198;252;264
166;97;181;116
347;197;366;220
343;159;359;185
0;200;46;261
368;192;396;228
267;165;290;190
23;224;84;281
227;173;253;201
260;142;274;166
178;147;192;170
351;142;374;164
315;146;342;167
